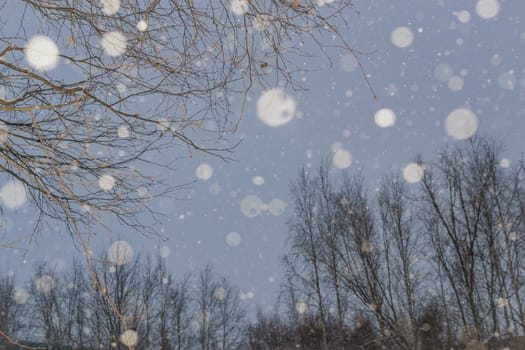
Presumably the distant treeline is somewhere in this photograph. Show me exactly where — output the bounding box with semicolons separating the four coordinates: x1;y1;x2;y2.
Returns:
1;255;248;350
2;137;525;350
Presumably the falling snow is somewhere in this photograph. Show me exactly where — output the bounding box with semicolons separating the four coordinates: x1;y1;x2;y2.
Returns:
101;0;120;15
98;174;116;191
136;20;148;32
374;108;396;128
230;0;248;15
25;36;59;71
0;181;27;210
391;26;414;48
445;108;479;140
117;126;130;138
108;241;134;265
476;0;500;19
256;88;296;127
402;163;424;184
159;245;171;258
240;195;263;218
100;31;127;57
1;1;523;347
14;288;30;304
35;275;55;293
226;232;241;247
119;330;138;347
195;163;214;180
333;149;352;169
0;122;8;144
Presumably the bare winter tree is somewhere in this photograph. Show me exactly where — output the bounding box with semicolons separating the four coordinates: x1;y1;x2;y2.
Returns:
285;166;331;350
192;265;247;350
30;261;87;349
284;166;429;349
282;137;525;349
285;165;388;349
418;138;525;341
85;252;159;350
153;260;194;350
215;276;246;350
0;273;27;348
195;265;220;350
377;176;425;347
333;173;398;347
0;0;371;252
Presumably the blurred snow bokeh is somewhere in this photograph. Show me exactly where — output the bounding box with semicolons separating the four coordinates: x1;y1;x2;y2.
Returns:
25;35;59;71
2;0;524;310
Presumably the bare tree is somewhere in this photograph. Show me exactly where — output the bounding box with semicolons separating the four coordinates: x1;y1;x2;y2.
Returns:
215;277;246;350
282;137;525;349
0;0;372;252
0;273;27;348
85;252;158;350
418;138;525;339
30;262;88;349
333;173;404;347
286;167;330;349
192;264;248;350
284;166;435;349
195;265;220;350
246;138;525;349
153;259;194;350
285;166;392;348
377;176;425;347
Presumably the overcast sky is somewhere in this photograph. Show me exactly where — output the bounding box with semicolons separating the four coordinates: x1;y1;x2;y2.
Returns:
1;0;524;310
